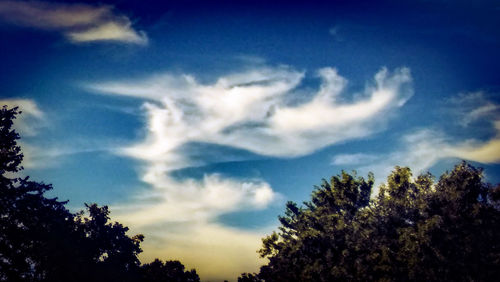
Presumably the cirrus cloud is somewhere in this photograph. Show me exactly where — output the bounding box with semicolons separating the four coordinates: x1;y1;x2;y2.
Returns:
0;1;147;44
330;93;500;184
91;65;412;160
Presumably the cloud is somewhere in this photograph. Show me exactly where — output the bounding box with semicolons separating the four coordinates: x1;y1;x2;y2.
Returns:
88;65;413;279
330;91;500;185
449;91;500;127
0;99;50;171
454;120;500;163
0;98;124;170
0;1;147;44
328;25;343;41
394;126;500;171
332;127;500;185
20;140;123;170
332;153;379;165
111;165;277;280
331;126;500;188
92;65;412;159
0;98;44;136
136;222;270;281
113;174;277;227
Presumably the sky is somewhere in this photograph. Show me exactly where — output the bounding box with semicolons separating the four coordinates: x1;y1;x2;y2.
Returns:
1;0;500;281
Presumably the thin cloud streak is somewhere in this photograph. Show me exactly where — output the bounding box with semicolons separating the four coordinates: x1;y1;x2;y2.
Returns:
332;126;500;184
449;91;500;127
0;99;44;137
332;153;379;166
331;92;500;184
0;1;147;44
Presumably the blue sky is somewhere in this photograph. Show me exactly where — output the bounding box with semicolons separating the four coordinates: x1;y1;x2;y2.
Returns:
1;0;500;280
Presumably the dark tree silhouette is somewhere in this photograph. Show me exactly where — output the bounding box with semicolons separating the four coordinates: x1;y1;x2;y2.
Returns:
244;163;500;281
141;259;200;282
0;106;77;281
0;106;200;282
72;204;144;282
238;272;261;282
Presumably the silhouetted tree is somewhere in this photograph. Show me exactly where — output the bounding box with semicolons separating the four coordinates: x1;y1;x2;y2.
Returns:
1;106;191;282
248;163;500;281
72;204;144;282
141;259;200;282
238;273;262;282
0;106;78;281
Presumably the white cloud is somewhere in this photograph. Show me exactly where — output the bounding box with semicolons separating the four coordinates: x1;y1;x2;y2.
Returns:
332;125;500;185
449;91;500;127
0;99;51;171
454;120;500;163
66;19;147;44
111;168;277;280
113;174;277;226
1;99;125;169
0;99;44;136
0;1;147;44
332;153;379;165
89;65;412;279
363;130;459;181
330;91;500;184
20;140;123;170
92;66;412;158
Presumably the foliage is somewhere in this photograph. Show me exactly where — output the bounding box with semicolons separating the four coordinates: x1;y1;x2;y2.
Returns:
72;204;145;282
141;259;200;282
0;106;199;282
238;273;262;282
247;163;500;281
0;106;76;281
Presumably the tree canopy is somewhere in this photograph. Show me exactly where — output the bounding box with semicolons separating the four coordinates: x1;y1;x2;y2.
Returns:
243;163;500;281
141;259;200;282
0;106;199;282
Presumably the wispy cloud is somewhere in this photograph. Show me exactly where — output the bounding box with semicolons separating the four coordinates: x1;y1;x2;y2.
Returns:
0;98;50;171
0;98;44;136
0;1;147;44
113;174;276;226
455;120;500;163
332;153;379;166
331;93;500;182
92;66;412;159
20;140;124;170
88;64;413;279
448;91;500;127
328;25;343;41
0;98;124;170
332;126;500;186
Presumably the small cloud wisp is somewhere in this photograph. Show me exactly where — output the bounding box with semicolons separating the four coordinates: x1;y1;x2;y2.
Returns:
0;1;147;44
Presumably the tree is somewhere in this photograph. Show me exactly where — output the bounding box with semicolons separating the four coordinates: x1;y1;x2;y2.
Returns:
249;163;500;281
238;273;262;282
0;106;142;281
257;171;373;282
0;105;201;281
141;259;200;282
72;204;144;282
0;106;76;281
